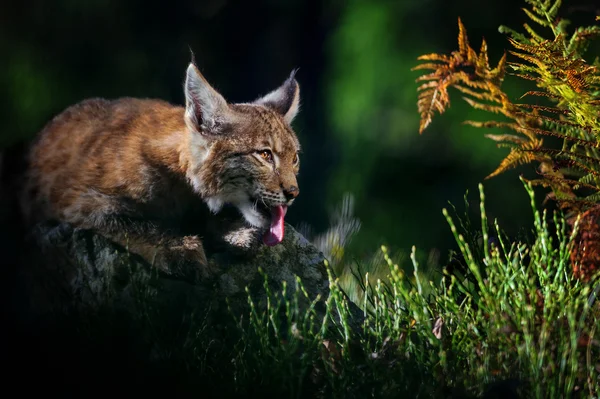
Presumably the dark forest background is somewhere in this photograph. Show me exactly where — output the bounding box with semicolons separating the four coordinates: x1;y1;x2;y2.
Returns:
2;0;599;267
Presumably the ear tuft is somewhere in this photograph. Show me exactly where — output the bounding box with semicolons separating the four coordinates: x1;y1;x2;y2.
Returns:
253;69;301;124
184;62;230;134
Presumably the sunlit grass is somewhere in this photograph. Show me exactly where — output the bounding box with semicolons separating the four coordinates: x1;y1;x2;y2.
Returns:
165;178;600;398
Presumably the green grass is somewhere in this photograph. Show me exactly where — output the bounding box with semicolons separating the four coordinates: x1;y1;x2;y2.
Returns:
124;178;598;398
33;179;600;398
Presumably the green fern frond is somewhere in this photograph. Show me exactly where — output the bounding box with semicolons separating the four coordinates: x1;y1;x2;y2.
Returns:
568;26;600;56
579;173;599;186
582;191;600;203
498;25;530;43
526;113;591;133
522;8;549;29
522;23;547;42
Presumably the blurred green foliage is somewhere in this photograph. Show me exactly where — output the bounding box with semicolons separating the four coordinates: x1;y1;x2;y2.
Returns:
323;0;551;261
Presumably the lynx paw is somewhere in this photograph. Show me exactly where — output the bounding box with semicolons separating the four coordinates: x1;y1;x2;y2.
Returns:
165;235;218;280
169;235;206;261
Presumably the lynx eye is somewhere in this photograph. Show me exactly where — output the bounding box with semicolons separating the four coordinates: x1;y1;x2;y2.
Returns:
293;153;299;165
258;149;273;163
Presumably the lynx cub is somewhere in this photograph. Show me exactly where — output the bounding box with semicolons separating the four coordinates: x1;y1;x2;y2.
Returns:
21;61;301;275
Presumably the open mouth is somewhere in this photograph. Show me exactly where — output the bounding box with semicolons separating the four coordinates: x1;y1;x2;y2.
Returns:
255;201;288;247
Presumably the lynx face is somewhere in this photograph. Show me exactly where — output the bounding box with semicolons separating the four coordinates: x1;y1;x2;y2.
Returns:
183;64;301;246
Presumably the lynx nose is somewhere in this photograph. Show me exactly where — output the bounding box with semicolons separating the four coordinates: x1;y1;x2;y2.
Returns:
283;186;299;201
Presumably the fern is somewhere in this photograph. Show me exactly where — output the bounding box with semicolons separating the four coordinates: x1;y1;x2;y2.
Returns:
413;0;600;214
414;18;507;134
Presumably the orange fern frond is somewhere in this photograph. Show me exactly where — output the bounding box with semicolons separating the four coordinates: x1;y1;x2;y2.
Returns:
412;17;507;133
486;145;540;179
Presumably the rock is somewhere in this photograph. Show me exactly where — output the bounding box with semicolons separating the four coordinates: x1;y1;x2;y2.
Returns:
19;220;336;319
15;220;364;348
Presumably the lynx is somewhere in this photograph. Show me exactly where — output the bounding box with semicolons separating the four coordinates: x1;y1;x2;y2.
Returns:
21;61;302;278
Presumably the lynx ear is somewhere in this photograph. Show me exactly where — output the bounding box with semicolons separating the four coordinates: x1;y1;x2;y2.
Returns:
254;70;300;124
184;63;231;134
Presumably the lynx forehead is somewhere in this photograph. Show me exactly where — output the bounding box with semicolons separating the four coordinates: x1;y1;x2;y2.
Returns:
21;60;303;256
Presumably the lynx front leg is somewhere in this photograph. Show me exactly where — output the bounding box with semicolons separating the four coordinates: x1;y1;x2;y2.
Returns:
91;215;215;281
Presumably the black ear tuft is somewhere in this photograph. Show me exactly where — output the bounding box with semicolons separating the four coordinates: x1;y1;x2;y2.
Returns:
253;69;301;124
188;46;197;67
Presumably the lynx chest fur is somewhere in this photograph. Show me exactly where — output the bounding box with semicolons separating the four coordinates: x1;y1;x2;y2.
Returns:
22;62;302;272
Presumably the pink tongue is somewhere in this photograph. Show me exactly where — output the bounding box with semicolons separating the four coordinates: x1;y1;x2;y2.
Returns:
263;205;288;246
